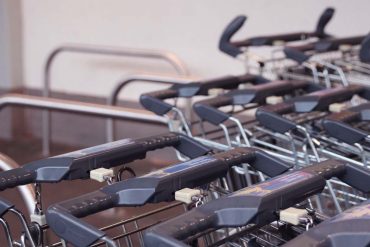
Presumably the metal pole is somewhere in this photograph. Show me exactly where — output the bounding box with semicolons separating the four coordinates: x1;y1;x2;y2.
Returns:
0;94;167;124
43;44;189;156
106;74;195;142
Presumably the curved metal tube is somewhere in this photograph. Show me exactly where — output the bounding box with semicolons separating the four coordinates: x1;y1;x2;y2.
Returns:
0;153;35;214
0;94;167;124
43;43;189;156
106;74;195;142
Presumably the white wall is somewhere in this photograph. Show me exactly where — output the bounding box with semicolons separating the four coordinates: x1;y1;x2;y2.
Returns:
21;0;370;100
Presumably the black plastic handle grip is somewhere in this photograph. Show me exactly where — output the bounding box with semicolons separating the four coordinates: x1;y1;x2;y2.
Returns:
143;159;370;246
194;80;312;126
315;35;365;53
0;133;210;191
47;192;110;247
359;33;370;63
218;15;246;57
46;147;291;246
255;103;296;134
327;111;360;123
193;95;233;125
0;197;14;217
139;132;211;159
315;7;335;38
140;88;179;115
284;47;311;64
220;7;334;57
198;74;270;92
140;74;270;116
0;169;36;191
322;111;367;145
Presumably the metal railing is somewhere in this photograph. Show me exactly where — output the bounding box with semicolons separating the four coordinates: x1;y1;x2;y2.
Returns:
0;94;167;160
42;43;189;156
106;73;196;142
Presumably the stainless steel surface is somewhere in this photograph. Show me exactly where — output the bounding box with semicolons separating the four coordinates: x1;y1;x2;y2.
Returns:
106;73;195;142
43;43;189;156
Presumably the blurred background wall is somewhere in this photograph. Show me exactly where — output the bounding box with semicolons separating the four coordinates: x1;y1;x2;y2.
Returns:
0;0;369;145
2;0;369;99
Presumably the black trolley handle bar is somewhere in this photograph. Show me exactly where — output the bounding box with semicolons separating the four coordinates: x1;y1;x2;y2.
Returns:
143;159;370;246
45;147;291;247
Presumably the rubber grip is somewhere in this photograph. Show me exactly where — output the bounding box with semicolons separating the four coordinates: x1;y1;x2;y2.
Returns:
193;95;233;125
199;75;244;91
236;32;310;47
284;47;310;64
46;204;106;247
214;147;291;177
219;15;246;57
144;209;215;246
327;111;360;123
315;36;365;53
0;168;36;191
140;132;210;159
322;118;368;145
302;159;346;179
55;191;117;218
255;103;296;134
340;164;370;193
258;102;294;115
359;34;370;63
140;89;178;115
315;7;335;38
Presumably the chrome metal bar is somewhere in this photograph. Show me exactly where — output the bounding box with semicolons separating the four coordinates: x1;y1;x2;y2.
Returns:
0;94;167;123
0;94;167;162
43;44;189;156
106;74;194;142
0;153;35;214
0;218;13;247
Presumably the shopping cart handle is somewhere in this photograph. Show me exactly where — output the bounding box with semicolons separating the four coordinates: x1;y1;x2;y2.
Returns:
256;102;296;134
323;112;367;145
220;8;334;57
257;85;369;134
143;159;370;246
0;133;210;190
46;147;291;247
0;196;14;217
315;7;335;38
322;103;370;144
283;200;370;247
140;74;270;115
218;15;246;57
283;47;311;64
359;33;370;63
194;80;312;125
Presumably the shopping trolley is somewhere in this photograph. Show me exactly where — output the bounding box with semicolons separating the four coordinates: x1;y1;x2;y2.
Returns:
144;159;370;247
255;84;370;165
280;34;370;86
283;199;370;247
218;8;335;76
0;132;211;246
45;147;291;247
140;73;270;137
